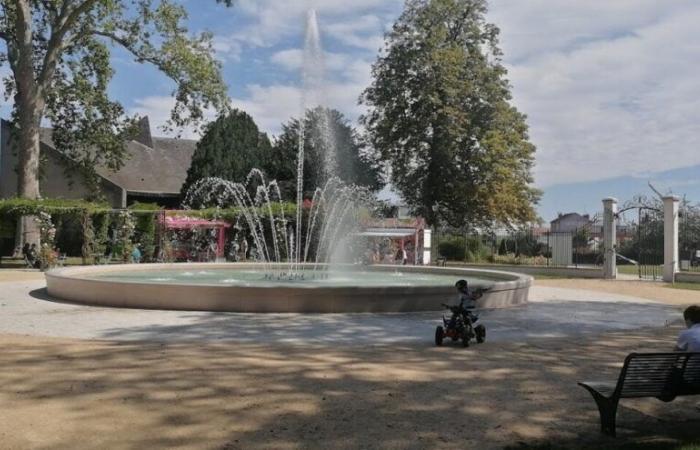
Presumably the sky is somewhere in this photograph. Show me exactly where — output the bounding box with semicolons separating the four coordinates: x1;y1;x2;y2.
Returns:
2;0;700;222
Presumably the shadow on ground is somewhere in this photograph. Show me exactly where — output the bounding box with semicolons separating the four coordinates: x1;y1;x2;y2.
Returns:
1;327;699;449
94;300;681;345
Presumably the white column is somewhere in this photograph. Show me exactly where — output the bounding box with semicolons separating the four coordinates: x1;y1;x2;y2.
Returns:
602;197;617;279
663;195;680;282
422;229;432;265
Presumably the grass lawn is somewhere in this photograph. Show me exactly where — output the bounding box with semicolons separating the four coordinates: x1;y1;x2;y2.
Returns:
668;282;700;291
617;264;662;276
508;442;700;450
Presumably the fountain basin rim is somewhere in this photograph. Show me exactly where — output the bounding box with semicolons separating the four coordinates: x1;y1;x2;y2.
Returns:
45;263;532;313
46;263;529;291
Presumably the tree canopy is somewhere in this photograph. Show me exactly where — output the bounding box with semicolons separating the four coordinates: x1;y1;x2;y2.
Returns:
181;109;273;197
267;106;384;200
361;0;540;227
0;0;231;199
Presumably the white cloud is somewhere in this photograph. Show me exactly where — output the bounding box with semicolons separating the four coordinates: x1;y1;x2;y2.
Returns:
230;59;372;137
231;84;302;135
112;0;700;196
324;14;385;51
212;35;242;62
130;96;217;139
215;0;400;51
488;0;700;187
270;48;357;75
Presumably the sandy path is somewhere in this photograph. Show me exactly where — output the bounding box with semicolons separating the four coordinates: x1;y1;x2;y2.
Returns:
1;271;699;448
0;270;43;282
1;328;699;450
535;278;700;306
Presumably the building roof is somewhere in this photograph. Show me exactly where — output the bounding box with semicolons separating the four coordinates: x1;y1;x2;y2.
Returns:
37;118;196;195
551;212;590;224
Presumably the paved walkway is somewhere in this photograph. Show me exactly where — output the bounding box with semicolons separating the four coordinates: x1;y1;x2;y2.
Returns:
0;277;682;344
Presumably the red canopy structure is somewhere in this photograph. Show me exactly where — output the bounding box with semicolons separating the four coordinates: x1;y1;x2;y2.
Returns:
161;215;231;258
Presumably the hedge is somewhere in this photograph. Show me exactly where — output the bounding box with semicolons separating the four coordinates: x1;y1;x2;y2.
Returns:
0;198;304;259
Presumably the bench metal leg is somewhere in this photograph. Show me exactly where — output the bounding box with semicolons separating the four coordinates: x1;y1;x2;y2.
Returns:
590;393;618;437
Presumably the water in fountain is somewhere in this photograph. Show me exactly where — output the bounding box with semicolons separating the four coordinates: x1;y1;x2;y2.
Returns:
183;9;365;279
296;9;339;266
183;174;369;278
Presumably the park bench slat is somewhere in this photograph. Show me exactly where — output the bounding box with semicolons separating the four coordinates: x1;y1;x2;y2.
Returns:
578;352;700;437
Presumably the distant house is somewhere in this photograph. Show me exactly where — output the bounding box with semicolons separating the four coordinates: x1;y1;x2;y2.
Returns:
550;212;591;233
0;117;196;208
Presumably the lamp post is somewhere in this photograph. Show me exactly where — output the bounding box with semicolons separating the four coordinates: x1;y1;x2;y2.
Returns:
430;203;441;265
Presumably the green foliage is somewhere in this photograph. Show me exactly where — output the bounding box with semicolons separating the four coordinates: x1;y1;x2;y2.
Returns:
0;198;110;217
0;0;231;198
497;232;547;258
80;210;95;263
268;107;384;199
54;213;83;256
168;202;298;223
361;0;540;227
34;211;58;268
0;214;15;239
113;210;135;262
181;110;273;196
128;202;161;211
92;212;112;258
130;202;159;261
572;227;590;249
438;235;490;262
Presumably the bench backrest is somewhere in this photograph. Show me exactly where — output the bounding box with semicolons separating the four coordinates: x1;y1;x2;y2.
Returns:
617;352;700;399
679;352;700;395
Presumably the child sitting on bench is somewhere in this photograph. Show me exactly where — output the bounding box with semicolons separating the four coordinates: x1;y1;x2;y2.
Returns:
676;305;700;352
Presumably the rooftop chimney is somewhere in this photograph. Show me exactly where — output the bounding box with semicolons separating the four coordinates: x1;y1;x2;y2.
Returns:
133;116;153;148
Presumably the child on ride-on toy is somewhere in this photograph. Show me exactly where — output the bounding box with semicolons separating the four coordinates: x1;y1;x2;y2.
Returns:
435;279;487;347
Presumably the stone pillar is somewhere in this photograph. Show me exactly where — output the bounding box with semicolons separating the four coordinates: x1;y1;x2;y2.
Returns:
120;188;128;209
602;198;617;279
663;195;680;282
422;229;432;265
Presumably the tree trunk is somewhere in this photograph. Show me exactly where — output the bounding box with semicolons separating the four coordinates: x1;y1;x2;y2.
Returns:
14;94;44;247
16;109;42;199
12;0;44;199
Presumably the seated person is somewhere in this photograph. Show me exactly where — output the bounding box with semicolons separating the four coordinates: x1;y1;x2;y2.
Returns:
131;245;142;264
676;305;700;352
27;243;40;268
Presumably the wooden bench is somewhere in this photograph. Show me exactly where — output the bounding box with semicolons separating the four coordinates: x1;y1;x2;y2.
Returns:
579;352;700;436
435;256;447;267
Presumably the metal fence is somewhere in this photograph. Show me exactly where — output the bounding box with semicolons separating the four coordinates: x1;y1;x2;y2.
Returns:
680;206;700;272
616;206;664;279
432;226;602;268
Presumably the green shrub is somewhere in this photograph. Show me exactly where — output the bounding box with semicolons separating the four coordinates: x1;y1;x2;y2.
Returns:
131;206;158;262
438;236;465;260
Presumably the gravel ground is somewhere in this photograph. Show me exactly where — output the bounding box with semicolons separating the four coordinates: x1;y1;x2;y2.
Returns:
0;278;682;344
0;272;698;449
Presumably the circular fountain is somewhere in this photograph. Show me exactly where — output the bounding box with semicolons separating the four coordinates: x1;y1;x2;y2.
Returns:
44;10;532;314
45;263;530;313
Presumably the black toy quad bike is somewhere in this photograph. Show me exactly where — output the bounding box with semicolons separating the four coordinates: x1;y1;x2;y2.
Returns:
435;302;486;347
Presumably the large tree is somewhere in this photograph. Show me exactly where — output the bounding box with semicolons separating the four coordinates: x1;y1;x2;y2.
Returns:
0;0;232;200
361;0;540;227
181;109;272;197
268;106;384;199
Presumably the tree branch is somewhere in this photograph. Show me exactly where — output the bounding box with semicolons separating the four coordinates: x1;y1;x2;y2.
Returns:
39;0;59;21
37;0;100;93
92;29;182;85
